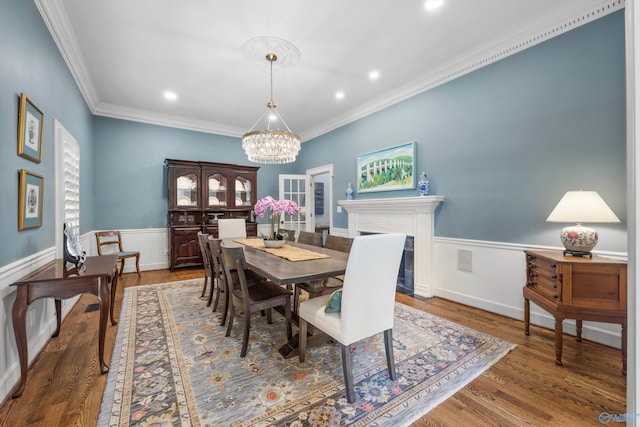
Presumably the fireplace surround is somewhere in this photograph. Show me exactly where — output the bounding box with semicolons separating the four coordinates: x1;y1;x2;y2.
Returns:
338;196;444;297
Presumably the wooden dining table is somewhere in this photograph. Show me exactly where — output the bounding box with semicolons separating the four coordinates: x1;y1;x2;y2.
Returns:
227;239;349;359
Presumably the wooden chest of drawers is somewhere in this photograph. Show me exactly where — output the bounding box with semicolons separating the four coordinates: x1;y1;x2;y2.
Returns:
523;249;627;373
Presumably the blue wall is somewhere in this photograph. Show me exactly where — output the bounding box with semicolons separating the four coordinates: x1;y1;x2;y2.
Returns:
0;1;93;266
92;117;297;229
296;10;627;252
0;4;627;269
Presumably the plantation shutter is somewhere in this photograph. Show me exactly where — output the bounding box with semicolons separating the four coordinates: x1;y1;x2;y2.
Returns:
63;138;80;232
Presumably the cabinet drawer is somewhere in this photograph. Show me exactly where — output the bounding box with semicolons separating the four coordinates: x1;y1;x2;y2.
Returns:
526;254;559;301
172;227;200;235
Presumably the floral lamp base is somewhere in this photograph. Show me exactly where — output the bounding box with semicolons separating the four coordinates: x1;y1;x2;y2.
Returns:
560;225;597;257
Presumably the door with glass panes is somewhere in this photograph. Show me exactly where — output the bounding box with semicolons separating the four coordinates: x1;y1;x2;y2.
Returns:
279;174;306;233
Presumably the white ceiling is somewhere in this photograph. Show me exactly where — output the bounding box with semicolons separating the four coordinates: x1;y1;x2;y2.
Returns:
36;0;620;142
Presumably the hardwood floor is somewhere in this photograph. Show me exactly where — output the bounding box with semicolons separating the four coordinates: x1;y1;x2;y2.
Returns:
0;268;626;426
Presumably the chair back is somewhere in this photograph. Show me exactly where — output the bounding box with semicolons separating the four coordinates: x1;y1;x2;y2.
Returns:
208;237;226;289
197;232;213;275
323;235;353;253
340;233;406;344
297;230;322;247
95;230;125;255
278;228;296;241
220;245;251;301
218;218;247;239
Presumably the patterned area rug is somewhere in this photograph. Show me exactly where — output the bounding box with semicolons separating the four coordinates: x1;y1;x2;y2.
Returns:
98;279;515;426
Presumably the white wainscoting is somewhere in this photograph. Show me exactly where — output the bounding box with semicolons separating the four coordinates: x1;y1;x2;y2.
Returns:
0;227;628;401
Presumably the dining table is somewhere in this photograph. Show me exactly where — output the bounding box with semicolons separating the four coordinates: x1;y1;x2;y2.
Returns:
228;238;349;359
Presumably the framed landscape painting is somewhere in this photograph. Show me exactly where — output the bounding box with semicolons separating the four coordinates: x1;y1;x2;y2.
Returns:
357;141;416;193
18;169;44;231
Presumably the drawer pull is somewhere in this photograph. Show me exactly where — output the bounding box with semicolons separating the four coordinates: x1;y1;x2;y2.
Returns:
551;274;557;279
550;263;556;268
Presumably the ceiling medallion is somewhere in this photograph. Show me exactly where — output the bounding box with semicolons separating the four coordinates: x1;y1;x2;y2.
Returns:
241;38;301;164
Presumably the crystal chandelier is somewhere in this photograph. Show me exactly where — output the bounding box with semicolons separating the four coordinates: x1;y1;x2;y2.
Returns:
242;53;300;164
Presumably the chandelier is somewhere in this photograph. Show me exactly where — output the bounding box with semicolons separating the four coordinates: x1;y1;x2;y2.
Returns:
242;52;300;164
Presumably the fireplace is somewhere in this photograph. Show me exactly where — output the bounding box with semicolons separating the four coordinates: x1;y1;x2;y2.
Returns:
338;196;444;298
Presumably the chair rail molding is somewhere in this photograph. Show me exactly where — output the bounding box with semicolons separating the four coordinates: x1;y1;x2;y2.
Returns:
338;196;444;297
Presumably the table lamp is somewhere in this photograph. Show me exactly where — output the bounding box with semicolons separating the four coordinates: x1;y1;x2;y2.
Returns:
546;190;620;257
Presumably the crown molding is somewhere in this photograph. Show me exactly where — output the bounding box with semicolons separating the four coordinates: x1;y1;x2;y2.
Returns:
300;0;625;142
93;103;245;137
35;0;100;111
36;0;624;142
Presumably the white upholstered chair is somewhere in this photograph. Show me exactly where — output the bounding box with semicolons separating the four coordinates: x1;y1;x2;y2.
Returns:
298;233;406;403
217;218;247;239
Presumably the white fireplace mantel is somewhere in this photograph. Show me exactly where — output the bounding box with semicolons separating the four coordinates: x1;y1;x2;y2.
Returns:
338;196;444;297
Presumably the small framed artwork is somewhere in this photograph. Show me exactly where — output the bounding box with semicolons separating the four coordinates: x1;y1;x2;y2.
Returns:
18;169;44;231
357;141;416;193
17;93;44;163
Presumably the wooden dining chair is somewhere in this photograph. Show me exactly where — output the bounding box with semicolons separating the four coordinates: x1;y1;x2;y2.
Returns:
95;230;141;277
220;245;292;357
293;234;353;313
197;232;214;301
278;228;296;241
298;233;406;402
297;230;322;247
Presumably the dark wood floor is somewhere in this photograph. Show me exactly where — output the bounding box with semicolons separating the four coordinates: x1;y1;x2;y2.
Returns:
0;268;626;426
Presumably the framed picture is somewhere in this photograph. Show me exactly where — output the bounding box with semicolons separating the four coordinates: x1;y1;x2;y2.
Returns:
357;141;416;193
18;169;44;231
17;93;44;163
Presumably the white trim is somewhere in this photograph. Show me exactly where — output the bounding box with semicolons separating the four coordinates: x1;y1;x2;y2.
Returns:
35;0;624;141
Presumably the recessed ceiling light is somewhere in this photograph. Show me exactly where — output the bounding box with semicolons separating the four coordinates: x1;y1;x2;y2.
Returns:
369;70;380;80
163;91;177;101
424;0;444;11
335;91;345;100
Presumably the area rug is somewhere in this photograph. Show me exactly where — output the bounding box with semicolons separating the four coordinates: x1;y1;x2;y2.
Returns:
98;279;515;426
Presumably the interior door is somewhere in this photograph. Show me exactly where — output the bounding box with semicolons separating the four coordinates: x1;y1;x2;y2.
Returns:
279;174;306;232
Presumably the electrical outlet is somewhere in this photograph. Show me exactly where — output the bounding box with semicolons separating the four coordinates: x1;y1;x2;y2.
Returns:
458;249;472;272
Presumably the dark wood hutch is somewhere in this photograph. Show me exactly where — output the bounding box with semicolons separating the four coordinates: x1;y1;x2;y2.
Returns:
165;159;259;270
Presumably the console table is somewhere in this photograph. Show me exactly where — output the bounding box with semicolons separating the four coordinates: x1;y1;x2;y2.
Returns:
10;255;119;398
523;249;627;374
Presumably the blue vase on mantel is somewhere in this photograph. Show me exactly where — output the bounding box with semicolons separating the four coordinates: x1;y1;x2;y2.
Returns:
418;172;429;196
345;182;354;200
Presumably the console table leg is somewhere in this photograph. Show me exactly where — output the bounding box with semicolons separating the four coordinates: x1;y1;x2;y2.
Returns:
554;318;563;366
98;278;110;374
575;319;583;342
11;288;29;398
53;299;62;338
109;272;118;326
621;322;627;375
524;298;530;335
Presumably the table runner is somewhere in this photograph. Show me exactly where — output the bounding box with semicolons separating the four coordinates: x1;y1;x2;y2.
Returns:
234;238;330;262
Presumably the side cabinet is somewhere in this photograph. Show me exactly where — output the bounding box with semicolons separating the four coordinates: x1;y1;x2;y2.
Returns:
165;159;259;271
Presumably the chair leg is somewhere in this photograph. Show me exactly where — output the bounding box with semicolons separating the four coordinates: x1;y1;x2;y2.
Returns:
219;286;228;326
284;297;292;340
384;329;397;381
211;279;220;311
293;287;300;314
241;312;251;357
135;254;141;277
118;259;125;276
341;344;356;403
266;308;273;324
299;318;308;362
225;303;235;337
201;276;208;298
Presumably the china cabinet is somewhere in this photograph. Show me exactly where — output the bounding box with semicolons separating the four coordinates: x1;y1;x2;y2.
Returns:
165;159;259;270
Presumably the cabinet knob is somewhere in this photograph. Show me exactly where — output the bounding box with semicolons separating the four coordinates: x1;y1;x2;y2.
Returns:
550;263;556;268
551;274;557;279
527;263;536;269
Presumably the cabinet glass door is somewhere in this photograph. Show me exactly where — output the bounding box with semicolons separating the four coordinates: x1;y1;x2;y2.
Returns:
176;173;199;207
206;172;227;208
234;176;253;207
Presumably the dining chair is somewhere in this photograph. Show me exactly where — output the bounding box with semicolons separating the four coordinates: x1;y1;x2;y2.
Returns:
220;245;293;357
218;218;247;239
95;230;141;277
197;232;214;301
207;238;227;322
278;228;296;241
297;230;322;247
298;233;406;403
293;234;354;312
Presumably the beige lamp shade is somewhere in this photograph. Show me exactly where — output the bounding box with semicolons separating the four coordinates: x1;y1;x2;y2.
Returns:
546;190;620;255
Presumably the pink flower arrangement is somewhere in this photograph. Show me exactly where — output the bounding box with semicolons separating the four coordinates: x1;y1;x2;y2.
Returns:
254;196;299;240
